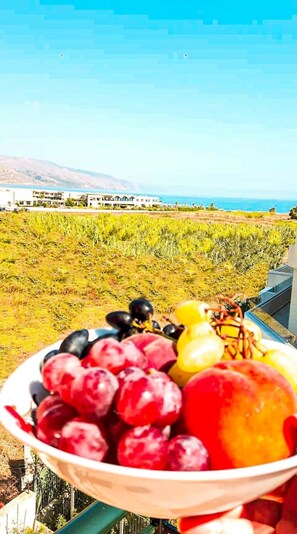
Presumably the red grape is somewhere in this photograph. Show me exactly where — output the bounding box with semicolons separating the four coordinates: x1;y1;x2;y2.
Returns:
121;340;147;369
36;393;64;421
70;367;119;418
42;353;81;393
57;366;85;405
59;418;108;461
103;410;130;446
82;338;126;373
36;403;77;447
167;435;210;471
117;426;168;469
116;366;145;386
116;374;163;426
83;337;146;373
149;370;182;427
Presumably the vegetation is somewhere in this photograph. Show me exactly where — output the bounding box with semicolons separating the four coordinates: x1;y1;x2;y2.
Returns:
289;205;297;219
0;211;296;382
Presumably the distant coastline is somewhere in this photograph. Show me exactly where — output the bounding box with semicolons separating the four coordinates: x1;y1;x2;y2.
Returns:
0;183;296;213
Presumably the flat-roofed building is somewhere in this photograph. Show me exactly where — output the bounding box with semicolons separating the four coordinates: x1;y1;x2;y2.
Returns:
32;190;65;205
86;193;162;208
0;187;162;209
0;187;34;207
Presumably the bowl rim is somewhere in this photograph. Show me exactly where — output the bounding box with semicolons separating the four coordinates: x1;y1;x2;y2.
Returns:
1;334;297;482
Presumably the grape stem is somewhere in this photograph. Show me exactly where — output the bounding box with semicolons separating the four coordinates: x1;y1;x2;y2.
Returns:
209;296;266;360
131;319;175;341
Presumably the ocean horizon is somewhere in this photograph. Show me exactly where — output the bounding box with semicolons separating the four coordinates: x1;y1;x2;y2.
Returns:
1;183;297;213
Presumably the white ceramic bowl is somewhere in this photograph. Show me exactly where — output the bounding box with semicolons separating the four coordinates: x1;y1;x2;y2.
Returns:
1;333;297;519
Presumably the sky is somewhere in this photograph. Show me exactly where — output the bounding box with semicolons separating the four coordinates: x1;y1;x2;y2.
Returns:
1;1;297;197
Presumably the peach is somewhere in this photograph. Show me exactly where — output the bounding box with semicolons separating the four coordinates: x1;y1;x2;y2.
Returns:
182;359;297;469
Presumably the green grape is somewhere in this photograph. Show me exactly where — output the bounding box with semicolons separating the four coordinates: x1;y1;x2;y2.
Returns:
177;334;224;373
176;321;214;353
175;300;211;327
168;361;197;387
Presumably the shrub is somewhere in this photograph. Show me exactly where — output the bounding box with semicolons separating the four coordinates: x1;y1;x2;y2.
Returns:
289;206;297;219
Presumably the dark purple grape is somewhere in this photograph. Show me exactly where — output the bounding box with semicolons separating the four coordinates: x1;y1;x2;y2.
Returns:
40;349;59;371
105;311;133;332
30;380;50;406
59;329;89;357
118;327;140;341
129;298;154;322
163;323;184;340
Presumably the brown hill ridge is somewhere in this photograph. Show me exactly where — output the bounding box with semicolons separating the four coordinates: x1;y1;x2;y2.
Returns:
0;155;139;191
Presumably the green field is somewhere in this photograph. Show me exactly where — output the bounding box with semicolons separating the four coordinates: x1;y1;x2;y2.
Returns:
0;211;296;380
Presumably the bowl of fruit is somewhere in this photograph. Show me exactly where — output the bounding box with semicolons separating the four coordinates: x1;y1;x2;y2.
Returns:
1;297;297;519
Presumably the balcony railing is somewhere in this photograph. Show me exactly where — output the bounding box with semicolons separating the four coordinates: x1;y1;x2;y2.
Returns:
55;501;178;534
246;286;297;347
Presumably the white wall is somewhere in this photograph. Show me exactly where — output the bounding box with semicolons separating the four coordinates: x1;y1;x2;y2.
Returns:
0;188;14;207
14;189;34;202
0;188;33;207
0;491;36;533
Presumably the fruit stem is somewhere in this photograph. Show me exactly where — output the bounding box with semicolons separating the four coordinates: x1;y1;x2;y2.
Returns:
131;319;175;341
209;296;266;360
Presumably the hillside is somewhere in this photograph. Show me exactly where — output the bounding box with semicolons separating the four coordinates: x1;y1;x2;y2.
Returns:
0;155;139;191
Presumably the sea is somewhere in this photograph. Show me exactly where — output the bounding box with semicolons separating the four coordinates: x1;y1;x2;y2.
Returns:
1;183;297;213
160;195;297;214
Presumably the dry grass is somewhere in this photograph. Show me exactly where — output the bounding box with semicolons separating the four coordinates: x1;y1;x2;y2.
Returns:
147;209;292;225
0;428;23;503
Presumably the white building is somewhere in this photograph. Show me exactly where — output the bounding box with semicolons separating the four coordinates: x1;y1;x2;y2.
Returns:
86;193;162;208
0;187;162;209
0;187;33;208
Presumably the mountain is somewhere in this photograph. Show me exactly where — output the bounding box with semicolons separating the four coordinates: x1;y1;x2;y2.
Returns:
0;155;140;192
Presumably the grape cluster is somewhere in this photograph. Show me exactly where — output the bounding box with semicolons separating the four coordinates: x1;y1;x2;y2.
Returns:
105;297;184;341
38;298;184;380
105;298;157;339
30;297;211;471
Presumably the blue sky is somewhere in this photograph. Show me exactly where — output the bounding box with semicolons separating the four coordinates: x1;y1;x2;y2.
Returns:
1;0;297;197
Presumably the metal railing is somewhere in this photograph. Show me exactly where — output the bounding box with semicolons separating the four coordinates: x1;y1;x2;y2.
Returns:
55;502;178;534
246;285;297;347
